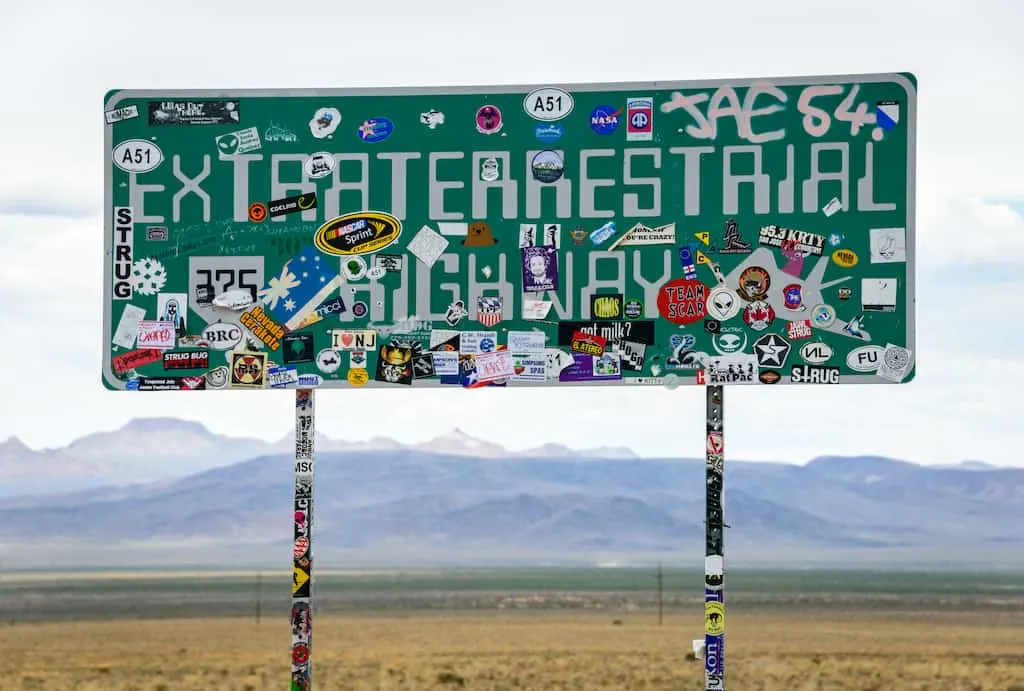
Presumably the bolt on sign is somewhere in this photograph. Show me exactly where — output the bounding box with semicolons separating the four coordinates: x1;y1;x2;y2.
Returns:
102;74;916;390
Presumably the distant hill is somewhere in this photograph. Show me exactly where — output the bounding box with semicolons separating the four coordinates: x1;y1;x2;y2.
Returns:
0;434;1021;570
0;418;639;498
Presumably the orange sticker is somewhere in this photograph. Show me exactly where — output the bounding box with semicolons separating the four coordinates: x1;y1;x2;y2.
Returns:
248;202;268;223
347;368;369;386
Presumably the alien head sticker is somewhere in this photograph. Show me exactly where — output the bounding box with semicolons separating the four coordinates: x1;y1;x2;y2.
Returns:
706;286;741;322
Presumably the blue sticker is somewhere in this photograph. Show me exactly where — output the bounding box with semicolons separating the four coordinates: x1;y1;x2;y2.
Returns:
357;117;394;143
534;123;564;142
678;243;699;279
670;334;696;349
590;105;621;135
125;378;140;391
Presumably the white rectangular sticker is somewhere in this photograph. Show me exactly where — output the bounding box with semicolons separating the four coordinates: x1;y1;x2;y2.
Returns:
609;222;676;249
112;304;146;349
475;350;515;382
459;331;498;355
511;355;546;382
136;320;176;350
705;353;758;385
868;227;907;263
432;351;459;375
507;330;546;354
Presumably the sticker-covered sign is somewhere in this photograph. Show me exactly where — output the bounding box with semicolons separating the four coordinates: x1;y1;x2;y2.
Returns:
103;74;916;390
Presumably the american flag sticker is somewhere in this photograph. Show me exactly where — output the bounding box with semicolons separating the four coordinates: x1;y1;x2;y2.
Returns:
476;296;503;327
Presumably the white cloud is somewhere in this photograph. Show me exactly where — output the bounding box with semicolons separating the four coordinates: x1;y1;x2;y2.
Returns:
0;0;1023;468
917;196;1024;267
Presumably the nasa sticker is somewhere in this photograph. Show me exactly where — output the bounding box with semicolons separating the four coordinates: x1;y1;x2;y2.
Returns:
475;105;503;134
316;348;341;374
112;139;163;174
589;105;621;134
625;97;654;141
706;286;741;321
304;152;336;179
523;87;574;122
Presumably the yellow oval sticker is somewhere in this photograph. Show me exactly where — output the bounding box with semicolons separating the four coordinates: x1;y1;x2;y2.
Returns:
347;368;369;387
832;249;858;267
705;601;725;635
314;211;402;256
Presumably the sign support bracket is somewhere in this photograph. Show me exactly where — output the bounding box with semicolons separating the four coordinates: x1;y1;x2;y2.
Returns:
291;388;315;690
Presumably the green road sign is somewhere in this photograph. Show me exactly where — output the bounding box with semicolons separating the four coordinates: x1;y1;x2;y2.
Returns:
102;73;916;391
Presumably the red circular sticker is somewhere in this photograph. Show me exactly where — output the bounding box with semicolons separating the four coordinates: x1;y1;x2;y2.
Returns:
293;536;309;559
656;279;708;325
292;643;309;665
248;202;268;223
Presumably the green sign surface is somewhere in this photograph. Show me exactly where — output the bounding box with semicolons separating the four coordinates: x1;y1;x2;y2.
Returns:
102;73;916;391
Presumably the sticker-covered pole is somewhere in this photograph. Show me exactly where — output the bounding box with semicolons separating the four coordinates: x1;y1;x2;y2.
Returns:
704;384;725;690
291;388;315;691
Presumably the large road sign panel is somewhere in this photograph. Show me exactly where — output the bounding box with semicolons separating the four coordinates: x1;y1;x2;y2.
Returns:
102;73;916;391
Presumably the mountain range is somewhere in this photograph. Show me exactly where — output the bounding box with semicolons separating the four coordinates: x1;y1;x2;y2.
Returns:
0;418;638;498
1;419;1022;570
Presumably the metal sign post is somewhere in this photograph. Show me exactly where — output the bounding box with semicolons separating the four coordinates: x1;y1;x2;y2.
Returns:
704;385;725;689
291;389;314;691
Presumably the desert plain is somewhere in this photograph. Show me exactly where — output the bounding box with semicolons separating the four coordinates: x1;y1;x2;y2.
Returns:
0;569;1022;690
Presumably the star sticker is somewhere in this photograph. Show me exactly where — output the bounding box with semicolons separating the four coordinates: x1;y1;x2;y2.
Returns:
754;334;791;367
284;298;296;312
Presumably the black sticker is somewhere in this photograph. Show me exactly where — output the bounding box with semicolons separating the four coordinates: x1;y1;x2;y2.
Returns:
283;333;315;364
268;193;318;218
590;293;624;320
557;320;655;346
147;100;240;126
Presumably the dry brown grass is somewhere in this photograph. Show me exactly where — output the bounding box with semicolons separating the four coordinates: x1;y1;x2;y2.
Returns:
1;609;1022;690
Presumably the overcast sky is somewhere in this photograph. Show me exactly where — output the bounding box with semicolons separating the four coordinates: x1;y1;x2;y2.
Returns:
0;0;1021;466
